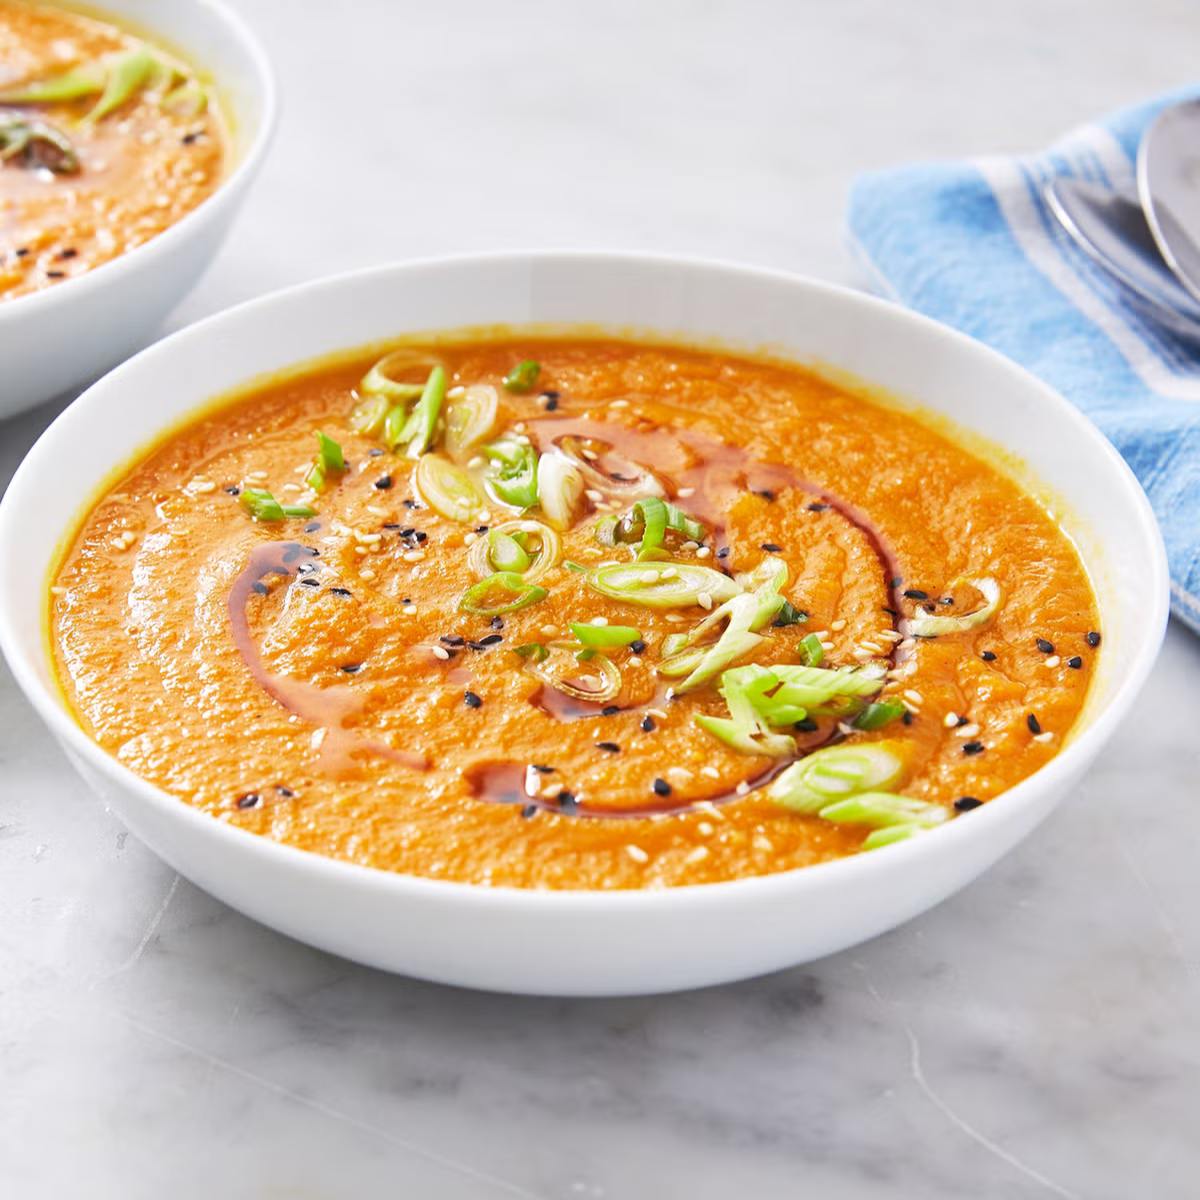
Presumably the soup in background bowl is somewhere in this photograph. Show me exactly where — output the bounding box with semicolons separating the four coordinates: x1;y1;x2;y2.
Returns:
0;255;1167;994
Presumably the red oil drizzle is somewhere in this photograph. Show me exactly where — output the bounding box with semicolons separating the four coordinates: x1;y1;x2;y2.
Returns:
227;541;427;774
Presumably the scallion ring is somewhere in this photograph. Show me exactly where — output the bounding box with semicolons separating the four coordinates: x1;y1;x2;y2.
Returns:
908;576;1002;638
467;519;561;582
445;384;499;460
414;453;485;523
569;623;642;648
535;451;585;530
768;741;909;813
523;640;622;704
586;561;741;609
360;348;442;403
459;572;548;616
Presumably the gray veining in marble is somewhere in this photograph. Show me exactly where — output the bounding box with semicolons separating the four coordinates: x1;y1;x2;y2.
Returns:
3;1;1199;1196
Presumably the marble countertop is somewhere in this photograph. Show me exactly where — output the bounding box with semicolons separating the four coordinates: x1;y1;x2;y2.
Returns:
3;1;1198;1195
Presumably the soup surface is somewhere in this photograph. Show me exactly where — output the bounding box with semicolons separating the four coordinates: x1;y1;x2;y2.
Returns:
0;0;224;300
51;337;1100;888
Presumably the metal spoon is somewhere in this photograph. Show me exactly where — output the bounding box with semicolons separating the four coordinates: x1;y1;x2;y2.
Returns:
1043;175;1200;337
1138;97;1200;305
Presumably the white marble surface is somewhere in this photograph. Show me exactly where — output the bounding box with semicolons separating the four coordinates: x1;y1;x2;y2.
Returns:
2;1;1199;1195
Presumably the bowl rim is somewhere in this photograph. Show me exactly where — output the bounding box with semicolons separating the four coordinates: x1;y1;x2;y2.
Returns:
0;250;1171;911
0;0;278;322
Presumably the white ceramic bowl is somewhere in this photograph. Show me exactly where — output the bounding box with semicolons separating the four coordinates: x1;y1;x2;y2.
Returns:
0;254;1169;995
0;0;276;416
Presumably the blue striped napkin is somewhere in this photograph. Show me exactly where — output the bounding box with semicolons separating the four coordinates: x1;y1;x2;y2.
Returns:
847;87;1200;635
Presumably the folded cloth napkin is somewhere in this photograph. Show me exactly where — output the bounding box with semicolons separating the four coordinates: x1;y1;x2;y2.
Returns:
847;86;1200;635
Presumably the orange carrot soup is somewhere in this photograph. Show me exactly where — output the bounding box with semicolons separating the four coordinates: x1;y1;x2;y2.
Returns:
0;1;225;300
50;337;1100;889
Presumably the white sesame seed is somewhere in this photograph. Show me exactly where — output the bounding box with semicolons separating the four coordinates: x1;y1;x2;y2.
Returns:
582;448;599;461
902;688;923;705
245;470;268;482
696;546;711;559
943;712;959;728
628;656;643;668
432;645;450;660
50;585;67;596
610;399;629;408
753;834;774;853
660;567;678;580
403;604;418;615
467;456;485;470
359;568;377;581
1032;730;1055;744
879;630;903;643
697;591;713;611
640;570;660;584
676;487;695;498
402;549;425;563
735;780;751;796
685;846;709;864
585;489;604;503
590;616;608;626
446;385;465;398
366;504;388;517
700;766;720;779
464;532;478;546
819;641;835;652
859;641;883;654
282;483;302;493
956;723;981;739
476;510;492;524
852;649;874;661
187;478;216;494
1044;655;1061;668
541;624;559;637
808;630;829;640
668;766;693;780
648;708;669;720
680;540;699;552
697;821;715;836
625;844;649;863
830;618;847;632
354;545;369;556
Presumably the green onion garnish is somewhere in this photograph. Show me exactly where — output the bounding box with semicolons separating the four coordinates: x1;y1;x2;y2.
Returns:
520;640;621;703
513;642;550;662
768;742;908;812
694;664;797;758
239;488;315;522
798;633;824;667
586;561;740;609
350;394;390;438
0;64;105;105
908;576;1002;638
397;366;447;458
484;437;539;508
305;431;346;493
360;349;437;403
445;384;499;460
536;452;584;530
460;572;548;616
467;519;561;582
861;824;923;850
817;790;947;830
563;559;587;574
84;46;157;124
851;700;906;731
503;360;540;393
602;497;706;560
160;77;207;117
774;601;808;627
488;529;532;573
414;453;485;523
570;623;642;648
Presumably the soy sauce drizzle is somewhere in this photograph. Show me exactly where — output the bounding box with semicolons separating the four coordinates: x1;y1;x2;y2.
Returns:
228;541;427;773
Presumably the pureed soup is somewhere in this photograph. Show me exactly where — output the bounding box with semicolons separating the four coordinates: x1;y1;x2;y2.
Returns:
0;1;225;300
50;337;1101;889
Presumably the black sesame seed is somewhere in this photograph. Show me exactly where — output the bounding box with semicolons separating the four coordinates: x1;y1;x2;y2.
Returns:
755;489;776;501
956;715;969;727
939;596;954;606
806;502;829;512
296;561;318;574
890;576;903;588
962;740;984;756
15;247;29;257
440;634;465;646
595;741;621;753
629;639;646;654
980;650;997;662
531;763;555;773
382;523;402;530
881;606;898;618
236;793;260;809
904;588;929;600
367;447;384;457
760;542;782;553
652;778;672;797
1067;656;1083;670
1086;631;1101;648
304;521;321;533
340;663;363;674
794;717;818;732
640;715;656;732
60;247;77;259
403;498;418;509
478;633;503;646
1027;713;1042;734
374;475;393;490
275;785;295;798
413;531;428;543
490;616;504;630
601;705;620;716
716;547;730;560
251;581;269;596
954;796;982;812
299;577;320;588
521;804;538;818
542;389;560;402
181;130;201;144
224;485;240;495
328;586;352;597
474;525;489;535
46;270;65;278
558;792;578;814
397;526;415;537
543;396;559;411
901;710;914;726
1036;638;1055;654
464;690;482;708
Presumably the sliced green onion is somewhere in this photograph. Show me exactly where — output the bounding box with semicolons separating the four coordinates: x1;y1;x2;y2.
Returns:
0;112;78;173
397;366;446;458
513;642;550;662
414;453;485;523
666;594;767;694
0;64;105;105
467;519;561;582
460;572;548;616
85;46;157;123
768;741;908;813
606;497;706;560
586;561;741;610
862;824;923;850
694;664;796;758
761;663;885;712
305;431;346;493
361;349;438;402
569;623;642;648
908;576;1002;638
851;700;906;731
563;559;587;574
350;394;390;438
484;437;539;508
445;384;499;460
536;452;584;530
383;402;410;450
557;436;665;499
523;641;621;703
798;633;824;667
774;601;809;627
661;632;689;659
502;360;540;393
239;488;315;522
487;529;531;573
818;791;947;830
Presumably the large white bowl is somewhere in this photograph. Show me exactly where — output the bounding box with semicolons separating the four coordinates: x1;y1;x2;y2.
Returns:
0;254;1169;995
0;0;276;416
